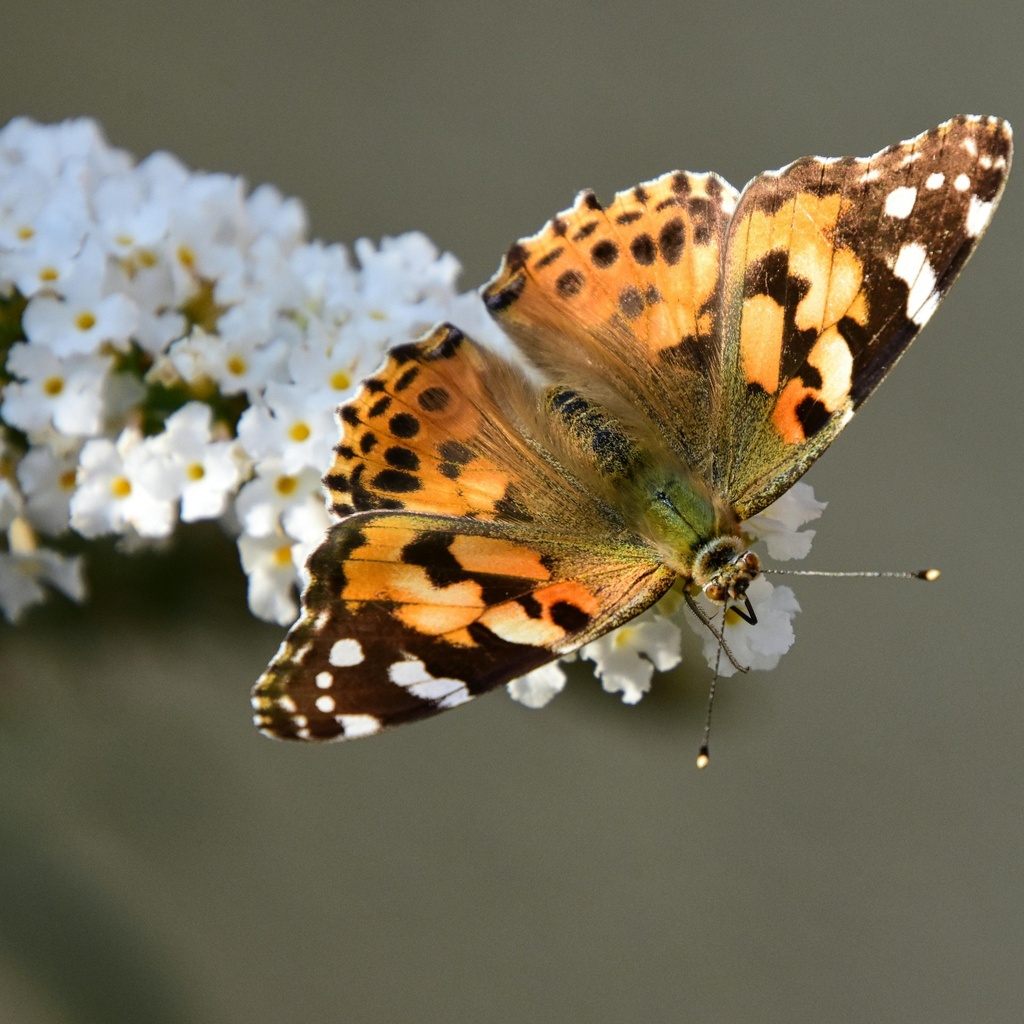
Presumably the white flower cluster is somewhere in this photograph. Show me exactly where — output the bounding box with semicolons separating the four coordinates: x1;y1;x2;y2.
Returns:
0;115;822;709
0;116;503;624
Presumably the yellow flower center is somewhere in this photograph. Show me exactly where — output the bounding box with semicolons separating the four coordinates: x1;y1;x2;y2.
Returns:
186;463;205;481
226;355;247;377
275;475;297;496
288;422;311;443
330;370;351;390
42;376;64;397
273;544;293;567
110;476;132;498
75;311;97;332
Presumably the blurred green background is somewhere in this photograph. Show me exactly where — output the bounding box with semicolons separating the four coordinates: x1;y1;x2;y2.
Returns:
1;2;1022;1021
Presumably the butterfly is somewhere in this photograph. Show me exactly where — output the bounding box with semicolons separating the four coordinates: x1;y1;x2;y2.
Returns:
252;115;1011;744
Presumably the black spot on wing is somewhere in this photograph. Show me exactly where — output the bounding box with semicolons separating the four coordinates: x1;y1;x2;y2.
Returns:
658;218;685;264
394;367;419;392
549;601;591;633
370;469;421;493
389;413;420;438
630;234;657;265
591;239;619;267
556;270;585;297
384;446;419;471
795;396;830;438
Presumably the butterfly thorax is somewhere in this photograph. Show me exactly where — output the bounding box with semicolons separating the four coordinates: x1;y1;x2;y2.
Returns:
544;384;756;598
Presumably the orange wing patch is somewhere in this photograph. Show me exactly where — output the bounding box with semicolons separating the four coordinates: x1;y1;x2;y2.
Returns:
484;170;738;367
323;324;532;523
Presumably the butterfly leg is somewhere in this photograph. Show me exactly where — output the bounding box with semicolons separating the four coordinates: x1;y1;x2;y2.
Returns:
730;595;757;625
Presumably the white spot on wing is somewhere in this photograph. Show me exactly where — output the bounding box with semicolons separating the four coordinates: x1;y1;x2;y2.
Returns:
884;186;917;219
859;168;881;183
962;136;978;156
893;243;939;326
315;695;336;713
329;638;364;667
925;172;944;190
315;670;333;689
337;714;381;738
388;658;472;709
954;173;971;192
965;194;994;237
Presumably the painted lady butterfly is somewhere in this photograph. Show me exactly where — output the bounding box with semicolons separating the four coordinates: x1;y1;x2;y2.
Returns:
252;115;1011;746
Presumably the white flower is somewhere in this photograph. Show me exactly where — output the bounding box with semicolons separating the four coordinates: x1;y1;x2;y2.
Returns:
90;172;170;262
237;532;302;625
15;443;81;534
580;607;683;704
236;380;337;474
507;661;568;709
21;239;138;356
148;402;247;522
0;546;85;623
2;341;112;436
70;428;178;538
234;462;325;539
686;575;801;678
744;481;826;561
167;320;288;399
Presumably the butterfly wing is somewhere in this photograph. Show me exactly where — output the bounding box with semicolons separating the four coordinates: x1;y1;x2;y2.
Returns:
714;114;1012;518
483;170;740;475
253;323;674;740
252;511;673;740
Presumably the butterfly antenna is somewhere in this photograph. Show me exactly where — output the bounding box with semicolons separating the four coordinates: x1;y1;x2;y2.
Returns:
761;567;941;581
696;608;727;770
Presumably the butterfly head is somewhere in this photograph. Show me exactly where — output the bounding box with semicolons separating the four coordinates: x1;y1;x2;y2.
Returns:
693;536;760;604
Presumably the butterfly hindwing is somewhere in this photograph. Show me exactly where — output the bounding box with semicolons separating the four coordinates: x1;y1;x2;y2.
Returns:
715;114;1012;517
252;511;674;740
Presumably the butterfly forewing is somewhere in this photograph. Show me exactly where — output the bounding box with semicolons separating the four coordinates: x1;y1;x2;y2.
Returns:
715;115;1012;517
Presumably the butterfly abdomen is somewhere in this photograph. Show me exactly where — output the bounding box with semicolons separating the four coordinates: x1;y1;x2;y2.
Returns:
545;385;642;480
